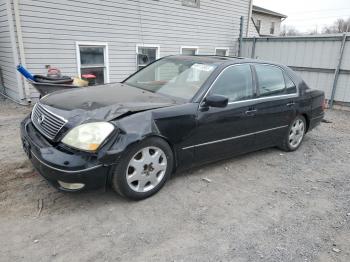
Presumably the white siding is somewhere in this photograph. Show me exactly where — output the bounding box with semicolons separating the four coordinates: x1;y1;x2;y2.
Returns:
247;18;259;37
251;12;282;36
15;0;250;98
0;0;20;100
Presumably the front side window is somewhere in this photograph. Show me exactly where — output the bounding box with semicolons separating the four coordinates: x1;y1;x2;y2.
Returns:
255;64;286;97
77;43;109;85
125;57;217;100
137;46;159;70
209;64;254;102
181;47;198;55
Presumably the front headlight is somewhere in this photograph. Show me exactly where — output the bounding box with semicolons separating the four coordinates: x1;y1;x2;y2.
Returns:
62;122;115;151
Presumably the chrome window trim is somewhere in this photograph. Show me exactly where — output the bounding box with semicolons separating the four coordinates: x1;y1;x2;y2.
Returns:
31;103;68;140
227;93;298;105
182;125;288;150
200;63;299;106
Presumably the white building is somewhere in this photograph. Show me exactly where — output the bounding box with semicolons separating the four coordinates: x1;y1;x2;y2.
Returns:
0;0;254;103
249;5;287;37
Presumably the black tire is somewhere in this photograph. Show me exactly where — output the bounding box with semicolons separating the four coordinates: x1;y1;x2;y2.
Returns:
111;137;174;200
279;115;306;152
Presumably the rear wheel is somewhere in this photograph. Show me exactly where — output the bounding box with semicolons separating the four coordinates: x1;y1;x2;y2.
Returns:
280;115;306;152
111;137;174;200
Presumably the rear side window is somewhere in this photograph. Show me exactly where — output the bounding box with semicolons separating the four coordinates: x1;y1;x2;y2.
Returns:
209;64;254;102
255;64;286;97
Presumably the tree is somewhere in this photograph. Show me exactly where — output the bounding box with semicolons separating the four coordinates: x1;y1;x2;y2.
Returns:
280;25;301;36
322;18;350;34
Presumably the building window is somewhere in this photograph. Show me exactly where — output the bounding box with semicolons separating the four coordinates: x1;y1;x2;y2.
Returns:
270;22;275;34
256;19;261;33
136;45;160;71
181;46;199;55
76;42;109;84
182;0;200;8
215;48;229;56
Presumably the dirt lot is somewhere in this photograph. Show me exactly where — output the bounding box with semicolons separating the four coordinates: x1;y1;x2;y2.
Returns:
0;97;349;262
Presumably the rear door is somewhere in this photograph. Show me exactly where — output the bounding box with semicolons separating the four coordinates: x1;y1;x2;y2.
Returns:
252;64;298;148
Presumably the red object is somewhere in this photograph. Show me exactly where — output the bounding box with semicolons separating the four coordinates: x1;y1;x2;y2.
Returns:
47;67;61;77
82;74;96;79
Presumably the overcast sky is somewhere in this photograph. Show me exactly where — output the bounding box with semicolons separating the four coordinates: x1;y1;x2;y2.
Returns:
253;0;350;32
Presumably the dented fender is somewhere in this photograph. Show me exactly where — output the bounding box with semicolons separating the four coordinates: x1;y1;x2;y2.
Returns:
99;104;199;170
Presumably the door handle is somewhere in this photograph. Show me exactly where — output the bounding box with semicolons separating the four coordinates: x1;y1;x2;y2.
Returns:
245;109;257;116
286;102;295;107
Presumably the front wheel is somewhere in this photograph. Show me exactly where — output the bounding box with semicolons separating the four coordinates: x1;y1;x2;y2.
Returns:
111;137;174;200
280;115;306;152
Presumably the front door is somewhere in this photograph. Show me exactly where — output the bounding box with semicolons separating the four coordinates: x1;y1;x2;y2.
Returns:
190;64;260;164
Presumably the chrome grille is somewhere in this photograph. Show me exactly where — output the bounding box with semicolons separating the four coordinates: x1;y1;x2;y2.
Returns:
31;103;67;140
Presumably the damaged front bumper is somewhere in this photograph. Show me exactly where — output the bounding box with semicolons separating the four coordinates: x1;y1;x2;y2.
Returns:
20;116;112;191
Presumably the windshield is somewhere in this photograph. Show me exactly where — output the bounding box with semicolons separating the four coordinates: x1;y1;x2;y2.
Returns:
125;57;217;100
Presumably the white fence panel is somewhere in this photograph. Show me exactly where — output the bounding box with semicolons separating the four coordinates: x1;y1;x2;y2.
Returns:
242;35;350;104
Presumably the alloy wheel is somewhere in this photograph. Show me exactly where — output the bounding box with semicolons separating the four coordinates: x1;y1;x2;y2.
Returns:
126;146;167;193
288;118;305;149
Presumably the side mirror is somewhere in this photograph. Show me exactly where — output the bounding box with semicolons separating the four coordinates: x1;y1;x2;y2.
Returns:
204;95;228;108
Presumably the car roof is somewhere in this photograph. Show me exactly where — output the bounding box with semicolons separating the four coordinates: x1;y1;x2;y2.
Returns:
166;55;282;67
166;55;240;64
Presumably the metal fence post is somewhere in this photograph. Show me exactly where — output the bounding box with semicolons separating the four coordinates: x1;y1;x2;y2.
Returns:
251;37;257;58
238;16;244;57
330;33;347;108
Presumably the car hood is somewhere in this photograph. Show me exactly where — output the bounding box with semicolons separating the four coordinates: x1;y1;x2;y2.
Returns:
40;83;179;122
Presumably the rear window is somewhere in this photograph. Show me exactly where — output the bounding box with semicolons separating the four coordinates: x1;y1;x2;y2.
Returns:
284;73;297;94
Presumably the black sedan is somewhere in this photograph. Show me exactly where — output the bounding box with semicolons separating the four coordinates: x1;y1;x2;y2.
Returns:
21;56;325;200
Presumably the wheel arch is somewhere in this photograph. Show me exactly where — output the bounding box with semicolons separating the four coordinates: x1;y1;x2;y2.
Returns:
115;134;178;172
144;134;178;172
301;113;310;133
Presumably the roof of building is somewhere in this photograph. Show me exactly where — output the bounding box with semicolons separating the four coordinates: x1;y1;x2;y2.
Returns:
252;5;287;19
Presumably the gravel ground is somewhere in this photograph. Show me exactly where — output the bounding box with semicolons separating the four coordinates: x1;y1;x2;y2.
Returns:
0;97;350;262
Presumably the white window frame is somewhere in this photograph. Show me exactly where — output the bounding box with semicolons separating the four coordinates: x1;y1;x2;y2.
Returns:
215;47;230;56
182;0;200;8
136;44;160;70
75;41;110;83
180;46;199;55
